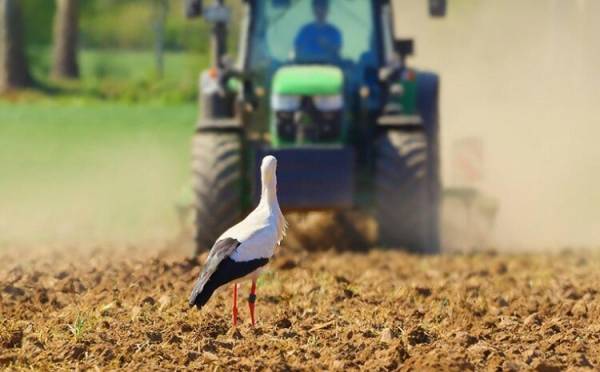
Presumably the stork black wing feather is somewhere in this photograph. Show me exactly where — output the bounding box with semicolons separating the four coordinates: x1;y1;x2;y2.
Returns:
189;256;269;309
188;238;241;306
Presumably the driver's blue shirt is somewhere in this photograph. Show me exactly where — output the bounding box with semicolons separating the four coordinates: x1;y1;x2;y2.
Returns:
294;22;342;61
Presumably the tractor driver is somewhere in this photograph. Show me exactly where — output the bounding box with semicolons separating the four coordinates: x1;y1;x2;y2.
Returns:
294;0;343;62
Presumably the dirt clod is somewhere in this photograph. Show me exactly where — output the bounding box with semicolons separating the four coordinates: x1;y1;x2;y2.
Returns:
524;313;542;326
534;362;562;372
3;330;23;348
70;345;87;360
168;334;182;344
146;331;162;343
141;296;156;306
3;285;25;298
334;275;350;284
342;288;356;299
131;306;142;320
278;259;297;270
414;286;432;297
407;326;431;345
180;323;193;333
158;295;171;311
55;271;69;280
455;331;478;347
61;278;86;294
380;328;393;343
275;318;292;329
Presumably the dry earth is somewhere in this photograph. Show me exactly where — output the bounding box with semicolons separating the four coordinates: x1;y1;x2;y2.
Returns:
1;245;600;371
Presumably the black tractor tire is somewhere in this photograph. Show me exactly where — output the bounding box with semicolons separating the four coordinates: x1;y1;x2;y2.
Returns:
376;129;439;253
192;131;242;256
416;72;441;251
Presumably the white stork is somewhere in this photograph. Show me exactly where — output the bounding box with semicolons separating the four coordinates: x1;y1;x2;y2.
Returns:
188;155;287;326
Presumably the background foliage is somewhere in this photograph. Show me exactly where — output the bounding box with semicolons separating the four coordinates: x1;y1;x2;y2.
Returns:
17;0;243;103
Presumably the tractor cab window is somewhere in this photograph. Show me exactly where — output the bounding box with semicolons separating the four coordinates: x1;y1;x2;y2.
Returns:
248;0;379;86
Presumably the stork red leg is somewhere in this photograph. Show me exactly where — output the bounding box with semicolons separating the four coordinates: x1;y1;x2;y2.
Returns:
232;284;238;327
248;280;257;326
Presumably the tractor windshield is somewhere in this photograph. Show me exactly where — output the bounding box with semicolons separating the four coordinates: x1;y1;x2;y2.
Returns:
248;0;379;75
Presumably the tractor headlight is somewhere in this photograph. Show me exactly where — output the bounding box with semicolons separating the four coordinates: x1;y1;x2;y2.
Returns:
271;94;300;112
313;95;342;141
313;95;343;112
274;106;297;142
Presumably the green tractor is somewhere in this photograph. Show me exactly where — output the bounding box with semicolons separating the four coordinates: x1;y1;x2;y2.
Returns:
186;0;446;255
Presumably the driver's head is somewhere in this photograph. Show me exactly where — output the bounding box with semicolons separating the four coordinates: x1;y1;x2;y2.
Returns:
312;0;329;23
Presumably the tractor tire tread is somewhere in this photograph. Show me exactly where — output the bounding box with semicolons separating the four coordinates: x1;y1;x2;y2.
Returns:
192;131;242;254
376;130;436;252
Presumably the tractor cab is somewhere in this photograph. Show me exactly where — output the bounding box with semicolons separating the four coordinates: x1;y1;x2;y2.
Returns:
186;0;446;254
247;0;389;146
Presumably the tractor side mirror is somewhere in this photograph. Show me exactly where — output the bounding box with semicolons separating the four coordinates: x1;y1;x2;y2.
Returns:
203;4;231;23
429;0;447;17
394;39;414;58
185;0;203;18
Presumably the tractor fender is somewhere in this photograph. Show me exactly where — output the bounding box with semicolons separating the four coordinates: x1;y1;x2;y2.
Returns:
196;118;242;133
197;69;240;132
415;71;440;141
415;71;440;188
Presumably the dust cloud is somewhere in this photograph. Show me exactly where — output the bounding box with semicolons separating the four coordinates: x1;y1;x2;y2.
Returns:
0;147;181;245
395;0;600;249
0;107;193;252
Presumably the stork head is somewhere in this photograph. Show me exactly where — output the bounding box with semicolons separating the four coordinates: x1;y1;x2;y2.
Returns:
260;155;278;188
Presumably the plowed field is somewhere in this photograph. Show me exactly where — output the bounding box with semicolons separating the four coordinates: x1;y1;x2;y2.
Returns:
1;246;599;370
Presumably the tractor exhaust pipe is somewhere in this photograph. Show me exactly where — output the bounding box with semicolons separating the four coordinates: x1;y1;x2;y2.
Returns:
184;0;229;68
211;0;227;69
185;0;203;18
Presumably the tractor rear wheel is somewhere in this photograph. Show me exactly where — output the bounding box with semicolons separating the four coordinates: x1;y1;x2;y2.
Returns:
376;130;438;253
192;131;242;256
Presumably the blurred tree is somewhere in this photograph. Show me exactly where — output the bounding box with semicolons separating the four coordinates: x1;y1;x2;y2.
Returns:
153;0;168;78
52;0;79;79
0;0;32;92
20;0;54;46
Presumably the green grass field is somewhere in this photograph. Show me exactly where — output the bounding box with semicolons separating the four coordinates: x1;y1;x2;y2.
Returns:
0;48;210;247
0;102;196;246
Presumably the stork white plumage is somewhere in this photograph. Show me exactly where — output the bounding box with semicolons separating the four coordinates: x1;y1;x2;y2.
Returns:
188;155;287;326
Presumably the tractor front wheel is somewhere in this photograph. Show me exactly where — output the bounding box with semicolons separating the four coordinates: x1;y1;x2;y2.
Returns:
376;130;439;253
192;131;242;256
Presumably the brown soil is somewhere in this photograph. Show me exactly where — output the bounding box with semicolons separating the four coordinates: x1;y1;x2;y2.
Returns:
1;246;599;370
